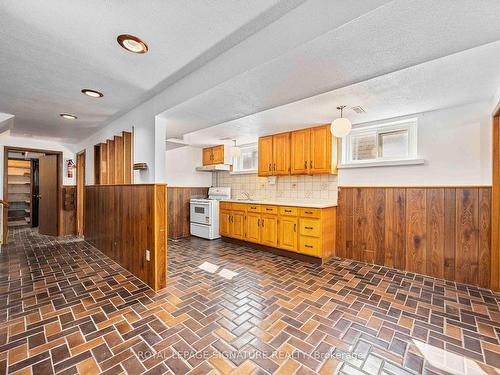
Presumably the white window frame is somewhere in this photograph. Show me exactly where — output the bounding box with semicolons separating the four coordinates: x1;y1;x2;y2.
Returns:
230;143;258;174
340;118;423;168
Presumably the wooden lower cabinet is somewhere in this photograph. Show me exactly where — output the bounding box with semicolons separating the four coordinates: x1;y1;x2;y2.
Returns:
231;211;245;240
220;202;336;260
261;214;278;247
278;216;298;251
246;212;261;243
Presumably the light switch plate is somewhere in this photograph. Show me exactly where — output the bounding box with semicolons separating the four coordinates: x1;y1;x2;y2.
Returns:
146;250;150;261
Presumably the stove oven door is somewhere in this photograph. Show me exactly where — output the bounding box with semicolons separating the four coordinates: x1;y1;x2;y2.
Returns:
190;201;212;225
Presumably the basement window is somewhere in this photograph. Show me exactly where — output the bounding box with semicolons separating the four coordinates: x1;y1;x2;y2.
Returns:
340;118;423;168
231;144;258;174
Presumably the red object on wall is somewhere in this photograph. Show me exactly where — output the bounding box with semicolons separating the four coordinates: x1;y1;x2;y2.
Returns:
67;159;75;178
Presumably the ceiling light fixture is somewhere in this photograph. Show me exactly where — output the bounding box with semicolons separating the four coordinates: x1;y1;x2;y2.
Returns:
117;34;149;54
331;105;352;137
81;89;103;98
60;113;77;120
231;140;241;158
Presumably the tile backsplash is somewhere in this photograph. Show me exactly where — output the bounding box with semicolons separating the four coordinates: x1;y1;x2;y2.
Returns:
212;171;338;200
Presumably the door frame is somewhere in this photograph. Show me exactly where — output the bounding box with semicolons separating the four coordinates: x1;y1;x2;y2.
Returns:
76;150;85;236
492;103;500;291
3;146;63;242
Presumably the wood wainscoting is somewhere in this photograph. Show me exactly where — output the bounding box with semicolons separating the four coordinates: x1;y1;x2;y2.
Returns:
85;184;167;290
167;187;208;239
336;187;491;289
62;185;76;235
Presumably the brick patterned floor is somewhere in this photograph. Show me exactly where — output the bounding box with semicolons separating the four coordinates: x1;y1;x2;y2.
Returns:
0;229;499;375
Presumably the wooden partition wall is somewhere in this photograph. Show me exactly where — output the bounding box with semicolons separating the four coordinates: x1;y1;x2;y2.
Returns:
336;187;491;289
94;131;133;185
85;184;167;290
167;187;209;239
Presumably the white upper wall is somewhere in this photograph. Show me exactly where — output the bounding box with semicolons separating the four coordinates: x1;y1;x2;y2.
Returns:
338;101;492;187
0;131;76;199
164;146;212;187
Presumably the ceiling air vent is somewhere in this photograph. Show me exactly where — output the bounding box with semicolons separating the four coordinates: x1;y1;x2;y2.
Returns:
351;106;366;114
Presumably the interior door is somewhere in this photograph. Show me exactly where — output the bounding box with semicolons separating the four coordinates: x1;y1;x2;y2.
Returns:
258;136;273;176
290;129;310;175
273;132;290;175
39;155;58;236
310;125;332;174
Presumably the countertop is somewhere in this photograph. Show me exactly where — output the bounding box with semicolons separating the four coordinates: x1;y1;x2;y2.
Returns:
220;199;337;208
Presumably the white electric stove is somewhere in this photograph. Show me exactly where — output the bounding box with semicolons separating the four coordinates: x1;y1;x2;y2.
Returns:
190;187;231;240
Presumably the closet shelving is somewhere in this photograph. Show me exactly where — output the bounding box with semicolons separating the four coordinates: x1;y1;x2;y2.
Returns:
7;159;31;228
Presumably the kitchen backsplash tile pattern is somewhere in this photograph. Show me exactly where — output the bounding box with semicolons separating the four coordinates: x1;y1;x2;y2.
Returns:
212;171;338;200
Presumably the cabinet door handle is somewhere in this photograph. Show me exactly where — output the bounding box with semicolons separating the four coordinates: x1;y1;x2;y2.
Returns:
305;226;313;230
293;224;296;232
304;161;307;169
285;209;291;213
273;163;276;171
268;163;271;171
305;211;313;214
262;219;264;227
310;160;312;169
266;208;273;211
305;245;313;248
258;219;260;227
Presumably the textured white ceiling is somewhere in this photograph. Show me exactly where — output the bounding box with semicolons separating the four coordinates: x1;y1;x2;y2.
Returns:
161;0;500;140
3;0;500;144
174;40;500;148
0;0;302;142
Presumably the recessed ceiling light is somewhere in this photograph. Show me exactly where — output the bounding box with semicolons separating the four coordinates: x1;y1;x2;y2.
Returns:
81;89;103;98
117;34;148;54
60;113;77;120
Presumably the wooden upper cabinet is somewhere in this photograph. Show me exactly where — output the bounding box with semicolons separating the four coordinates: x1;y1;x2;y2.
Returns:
272;132;290;175
258;124;335;176
290;128;311;175
212;145;224;164
202;145;225;165
258;136;273;176
310;125;332;174
202;148;213;166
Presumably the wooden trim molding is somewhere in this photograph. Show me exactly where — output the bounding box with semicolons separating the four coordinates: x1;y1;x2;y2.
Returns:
491;112;500;290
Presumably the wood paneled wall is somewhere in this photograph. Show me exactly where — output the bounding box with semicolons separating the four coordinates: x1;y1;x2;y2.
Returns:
85;184;167;290
94;131;133;185
336;187;492;288
167;187;209;239
62;185;76;235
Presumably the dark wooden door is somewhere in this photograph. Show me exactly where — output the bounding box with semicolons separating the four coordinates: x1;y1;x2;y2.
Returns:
39;155;58;236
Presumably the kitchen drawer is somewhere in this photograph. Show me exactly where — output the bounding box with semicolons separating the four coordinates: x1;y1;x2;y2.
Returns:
299;218;321;237
247;204;261;213
279;206;298;216
299;207;321;218
261;205;278;215
299;236;321;257
232;203;248;212
220;202;232;210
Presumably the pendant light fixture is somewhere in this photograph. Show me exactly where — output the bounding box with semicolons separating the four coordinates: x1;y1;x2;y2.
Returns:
231;140;241;158
331;105;352;137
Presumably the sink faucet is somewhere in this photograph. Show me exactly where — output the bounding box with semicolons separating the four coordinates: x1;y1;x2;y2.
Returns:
240;191;251;200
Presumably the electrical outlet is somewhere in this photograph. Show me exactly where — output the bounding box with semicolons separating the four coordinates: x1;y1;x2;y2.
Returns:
145;250;150;261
